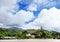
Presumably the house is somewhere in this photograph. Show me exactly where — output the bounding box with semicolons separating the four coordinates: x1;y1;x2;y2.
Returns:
26;33;31;36
31;33;36;38
26;33;36;38
57;35;60;39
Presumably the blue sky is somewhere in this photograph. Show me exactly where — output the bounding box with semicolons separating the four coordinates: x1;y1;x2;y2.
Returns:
0;0;60;32
17;0;60;16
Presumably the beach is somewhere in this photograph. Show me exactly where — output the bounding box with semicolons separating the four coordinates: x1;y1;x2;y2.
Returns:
0;39;60;42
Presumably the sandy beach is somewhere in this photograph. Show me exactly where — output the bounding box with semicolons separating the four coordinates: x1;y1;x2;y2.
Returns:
0;39;60;42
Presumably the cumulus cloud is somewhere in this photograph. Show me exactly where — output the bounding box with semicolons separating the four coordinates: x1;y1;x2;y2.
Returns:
0;0;18;27
26;7;60;32
11;10;34;27
0;0;19;13
38;7;60;28
27;4;37;11
0;0;60;32
0;0;34;28
0;8;34;28
23;22;40;29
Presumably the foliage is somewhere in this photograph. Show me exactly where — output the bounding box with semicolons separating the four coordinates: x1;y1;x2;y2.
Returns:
0;27;60;39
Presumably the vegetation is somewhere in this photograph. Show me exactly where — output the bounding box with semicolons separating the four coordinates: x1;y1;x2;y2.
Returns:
0;27;60;39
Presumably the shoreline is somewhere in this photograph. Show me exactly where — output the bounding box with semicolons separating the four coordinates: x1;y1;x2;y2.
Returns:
0;39;60;42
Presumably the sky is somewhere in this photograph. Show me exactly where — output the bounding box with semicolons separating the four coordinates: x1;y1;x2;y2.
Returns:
0;0;60;32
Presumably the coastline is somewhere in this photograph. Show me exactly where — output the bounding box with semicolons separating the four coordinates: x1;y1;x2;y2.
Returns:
0;39;60;42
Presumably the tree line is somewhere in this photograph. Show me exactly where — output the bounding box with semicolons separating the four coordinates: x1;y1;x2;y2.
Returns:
0;27;60;39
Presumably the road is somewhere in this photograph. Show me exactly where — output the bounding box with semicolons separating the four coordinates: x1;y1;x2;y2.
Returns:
0;39;60;42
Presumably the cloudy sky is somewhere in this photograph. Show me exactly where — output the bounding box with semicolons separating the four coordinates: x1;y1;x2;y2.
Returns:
0;0;60;32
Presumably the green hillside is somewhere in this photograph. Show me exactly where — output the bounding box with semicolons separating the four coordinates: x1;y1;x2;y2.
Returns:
0;27;60;39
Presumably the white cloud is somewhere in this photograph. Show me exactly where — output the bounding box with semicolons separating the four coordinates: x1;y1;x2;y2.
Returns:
11;10;34;26
28;7;60;32
27;4;37;11
0;0;19;13
0;0;35;28
38;7;60;27
0;0;18;27
23;22;40;29
0;7;34;28
0;0;60;32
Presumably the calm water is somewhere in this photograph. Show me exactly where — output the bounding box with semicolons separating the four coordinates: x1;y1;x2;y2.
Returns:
0;39;60;42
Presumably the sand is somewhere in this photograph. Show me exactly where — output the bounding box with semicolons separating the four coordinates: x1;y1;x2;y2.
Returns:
0;39;60;42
